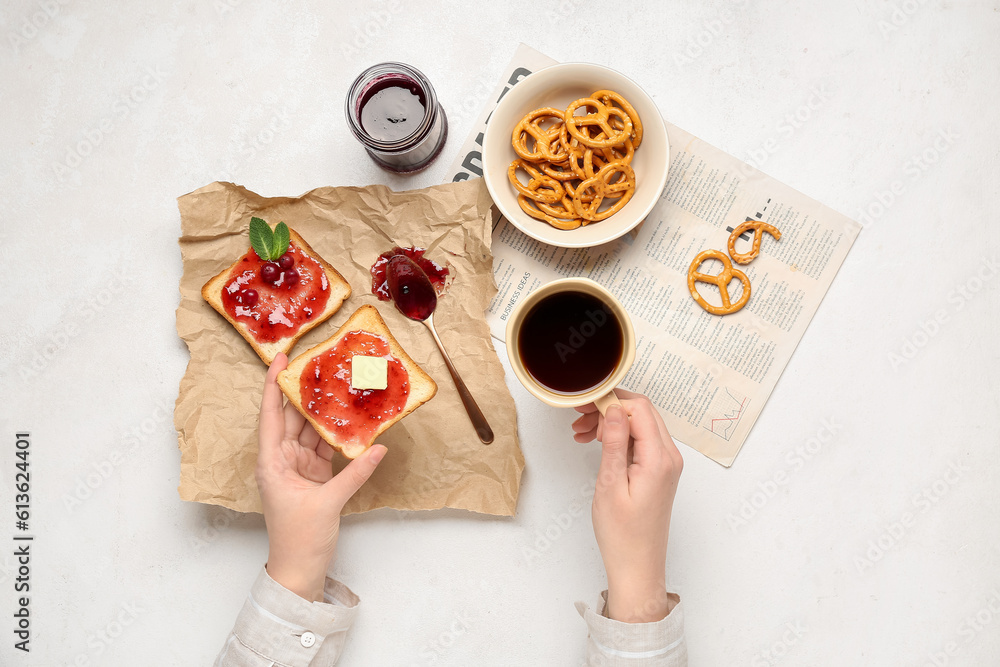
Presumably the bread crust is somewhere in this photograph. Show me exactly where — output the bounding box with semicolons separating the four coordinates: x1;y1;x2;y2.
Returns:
201;226;351;365
276;304;438;459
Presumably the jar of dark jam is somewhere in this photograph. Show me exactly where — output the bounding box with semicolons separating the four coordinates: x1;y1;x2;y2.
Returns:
345;62;449;174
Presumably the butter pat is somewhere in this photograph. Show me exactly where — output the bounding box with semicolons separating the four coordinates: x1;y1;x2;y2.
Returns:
351;355;388;390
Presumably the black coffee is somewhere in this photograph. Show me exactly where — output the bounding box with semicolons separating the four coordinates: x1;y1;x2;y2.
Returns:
517;291;623;394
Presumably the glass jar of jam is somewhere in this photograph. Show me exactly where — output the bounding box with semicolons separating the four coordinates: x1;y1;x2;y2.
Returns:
345;62;449;174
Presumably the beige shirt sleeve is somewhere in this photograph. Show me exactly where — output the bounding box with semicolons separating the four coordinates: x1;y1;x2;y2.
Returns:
215;566;359;666
576;591;687;666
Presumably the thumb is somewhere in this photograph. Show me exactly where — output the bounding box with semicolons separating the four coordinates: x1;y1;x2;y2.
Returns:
325;444;387;507
598;405;629;490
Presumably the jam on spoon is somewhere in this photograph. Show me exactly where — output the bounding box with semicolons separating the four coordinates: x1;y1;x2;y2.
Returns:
370;246;448;301
386;254;437;320
386;255;494;444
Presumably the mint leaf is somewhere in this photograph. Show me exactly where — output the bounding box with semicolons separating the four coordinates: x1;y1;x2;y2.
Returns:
249;217;274;260
272;222;290;258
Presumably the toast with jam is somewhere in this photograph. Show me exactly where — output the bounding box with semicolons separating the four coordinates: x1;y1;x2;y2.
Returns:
202;220;351;365
276;304;437;459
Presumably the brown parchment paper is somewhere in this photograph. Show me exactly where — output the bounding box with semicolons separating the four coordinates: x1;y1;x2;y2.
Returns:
174;180;524;516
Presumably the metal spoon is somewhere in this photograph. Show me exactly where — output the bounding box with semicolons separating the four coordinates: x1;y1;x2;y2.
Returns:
386;255;494;444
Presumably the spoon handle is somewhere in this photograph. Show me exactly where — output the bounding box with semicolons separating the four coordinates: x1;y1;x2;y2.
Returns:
423;315;494;444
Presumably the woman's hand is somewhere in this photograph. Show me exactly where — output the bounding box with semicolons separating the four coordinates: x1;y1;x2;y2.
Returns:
572;390;683;623
255;353;386;601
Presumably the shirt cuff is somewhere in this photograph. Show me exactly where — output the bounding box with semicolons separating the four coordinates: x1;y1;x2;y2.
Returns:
230;566;359;666
575;590;687;665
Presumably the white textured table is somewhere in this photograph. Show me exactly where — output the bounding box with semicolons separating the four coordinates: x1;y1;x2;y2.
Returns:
3;1;998;665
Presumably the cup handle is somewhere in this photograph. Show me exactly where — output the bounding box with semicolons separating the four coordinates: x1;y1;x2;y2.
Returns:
592;389;623;417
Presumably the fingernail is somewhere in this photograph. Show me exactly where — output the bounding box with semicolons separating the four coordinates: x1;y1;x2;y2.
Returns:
369;445;386;465
606;405;625;423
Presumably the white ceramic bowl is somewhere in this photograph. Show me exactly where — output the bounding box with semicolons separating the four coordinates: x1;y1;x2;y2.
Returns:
482;62;669;249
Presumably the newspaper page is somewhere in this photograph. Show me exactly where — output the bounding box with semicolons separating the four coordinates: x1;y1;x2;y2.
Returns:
446;44;861;466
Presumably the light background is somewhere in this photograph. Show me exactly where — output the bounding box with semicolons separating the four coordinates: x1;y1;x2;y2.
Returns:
2;1;999;665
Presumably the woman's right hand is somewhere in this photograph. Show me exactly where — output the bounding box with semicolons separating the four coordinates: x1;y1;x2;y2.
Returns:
572;390;683;623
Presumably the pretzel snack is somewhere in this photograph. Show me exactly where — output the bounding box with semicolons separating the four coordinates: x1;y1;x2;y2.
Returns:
591;89;643;148
687;249;752;316
728;220;782;264
508;90;642;231
511;107;566;163
508;159;564;204
572;162;636;222
517;195;583;230
564;98;632;149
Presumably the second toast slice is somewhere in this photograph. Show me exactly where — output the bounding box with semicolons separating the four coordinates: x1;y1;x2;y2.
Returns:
277;304;437;459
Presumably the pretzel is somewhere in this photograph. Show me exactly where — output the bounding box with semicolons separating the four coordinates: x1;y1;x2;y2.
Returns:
687;249;751;316
560;133;630;186
508;159;564;203
518;195;583;230
600;138;634;166
571;144;601;181
558;127;596;181
539;159;578;182
564;98;632;149
537;196;583;220
563;179;592;203
544;128;570;163
517;178;585;227
509;91;642;230
727;220;782;264
512;107;566;162
571;162;636;222
592;89;643;148
566;155;633;203
564;143;593;181
559;124;602;158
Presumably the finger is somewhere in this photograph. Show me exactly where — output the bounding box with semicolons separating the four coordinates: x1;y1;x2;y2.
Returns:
258;353;289;458
649;406;680;455
620;398;666;467
597;405;629;491
571;411;600;434
325;444;388;507
297;419;321;451
283;401;305;440
610;388;643;402
299;421;334;462
300;447;334;484
649;408;683;471
649;404;669;442
574;402;599;414
635;397;677;462
574;428;598;443
314;440;335;462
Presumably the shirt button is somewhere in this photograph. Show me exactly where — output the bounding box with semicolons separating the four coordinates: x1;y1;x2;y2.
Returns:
300;631;316;648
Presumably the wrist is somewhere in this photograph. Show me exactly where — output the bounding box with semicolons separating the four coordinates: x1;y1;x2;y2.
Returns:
606;577;668;623
266;550;330;602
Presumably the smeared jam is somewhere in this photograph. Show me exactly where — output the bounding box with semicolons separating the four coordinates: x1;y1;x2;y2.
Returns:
299;330;410;448
221;242;330;343
370;246;449;300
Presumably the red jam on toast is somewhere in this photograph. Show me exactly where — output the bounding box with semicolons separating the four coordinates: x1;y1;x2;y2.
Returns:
221;242;331;344
299;330;410;449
